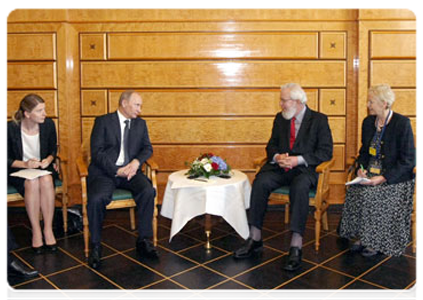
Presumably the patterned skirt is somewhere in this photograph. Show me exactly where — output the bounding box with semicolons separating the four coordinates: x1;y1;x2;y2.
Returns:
339;180;415;256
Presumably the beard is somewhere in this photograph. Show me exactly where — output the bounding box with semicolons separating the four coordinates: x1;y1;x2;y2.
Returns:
281;107;296;120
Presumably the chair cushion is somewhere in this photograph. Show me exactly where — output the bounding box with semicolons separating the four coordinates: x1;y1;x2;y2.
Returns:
7;179;62;195
271;186;316;198
112;189;133;201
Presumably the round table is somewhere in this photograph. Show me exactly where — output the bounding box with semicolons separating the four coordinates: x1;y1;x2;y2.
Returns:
160;170;251;247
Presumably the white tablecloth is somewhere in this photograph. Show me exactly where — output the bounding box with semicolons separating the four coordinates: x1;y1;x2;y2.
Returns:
160;170;251;241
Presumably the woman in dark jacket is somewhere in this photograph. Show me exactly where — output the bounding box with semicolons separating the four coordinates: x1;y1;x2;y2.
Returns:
8;94;58;253
339;85;415;257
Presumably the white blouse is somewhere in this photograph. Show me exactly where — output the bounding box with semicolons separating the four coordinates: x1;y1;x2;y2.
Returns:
21;130;41;162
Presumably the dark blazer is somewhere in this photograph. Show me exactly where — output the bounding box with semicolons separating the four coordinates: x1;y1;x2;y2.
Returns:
88;111;153;178
7;118;57;175
261;106;333;178
357;112;415;184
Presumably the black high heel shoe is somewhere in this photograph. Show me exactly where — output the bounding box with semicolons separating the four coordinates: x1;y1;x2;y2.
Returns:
31;245;44;255
44;243;58;252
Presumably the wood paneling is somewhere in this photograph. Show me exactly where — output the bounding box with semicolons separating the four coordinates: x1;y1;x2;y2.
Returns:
152;145;266;170
145;117;273;144
319;89;346;115
370;31;416;59
81;61;346;88
108;32;319;60
108;89;318;116
392;89;415;116
370;60;416;87
8;33;56;61
8;90;58;117
8;62;57;89
332;144;345;171
410;117;416;140
80;33;106;60
81;118;95;146
81;90;108;116
320;32;346;59
328;117;345;143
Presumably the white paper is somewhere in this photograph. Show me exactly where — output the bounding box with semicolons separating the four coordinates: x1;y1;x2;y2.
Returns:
345;176;371;186
10;169;52;180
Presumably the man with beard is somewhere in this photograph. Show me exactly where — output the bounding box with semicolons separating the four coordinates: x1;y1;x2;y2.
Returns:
233;83;333;271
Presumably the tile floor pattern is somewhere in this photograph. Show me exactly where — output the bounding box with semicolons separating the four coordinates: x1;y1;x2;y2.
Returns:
8;208;416;290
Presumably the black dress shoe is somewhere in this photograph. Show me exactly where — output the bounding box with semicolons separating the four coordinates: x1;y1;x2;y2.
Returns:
31;246;44;255
136;239;159;259
45;243;58;252
233;238;263;259
88;245;102;269
8;258;39;279
284;247;302;271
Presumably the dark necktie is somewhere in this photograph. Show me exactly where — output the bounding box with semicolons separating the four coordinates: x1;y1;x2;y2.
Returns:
123;119;130;165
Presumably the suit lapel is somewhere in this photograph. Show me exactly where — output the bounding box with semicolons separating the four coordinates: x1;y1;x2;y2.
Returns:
292;106;312;150
112;112;121;145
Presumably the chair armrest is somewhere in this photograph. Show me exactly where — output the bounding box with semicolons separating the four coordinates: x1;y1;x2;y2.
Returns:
76;156;88;177
315;158;335;173
145;159;158;171
254;156;267;168
413;163;420;175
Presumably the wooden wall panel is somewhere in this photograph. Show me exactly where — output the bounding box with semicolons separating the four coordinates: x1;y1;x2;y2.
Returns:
8;62;57;89
108;32;319;59
370;60;416;87
319;89;346;115
328;117;345;143
81;118;95;146
320;32;346;59
7;90;58;118
8;33;56;61
81;61;346;88
81;90;108;116
392;89;415;116
332;144;345;171
80;33;107;60
152;145;266;171
370;31;416;59
145;117;273;144
108;89;318;116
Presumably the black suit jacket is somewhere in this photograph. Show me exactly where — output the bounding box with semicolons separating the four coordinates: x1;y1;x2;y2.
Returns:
261;106;333;178
88;111;153;178
357;112;415;184
7;118;57;175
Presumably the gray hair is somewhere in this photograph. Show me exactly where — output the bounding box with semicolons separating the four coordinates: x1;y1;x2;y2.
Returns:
368;84;395;108
118;90;138;106
280;83;307;104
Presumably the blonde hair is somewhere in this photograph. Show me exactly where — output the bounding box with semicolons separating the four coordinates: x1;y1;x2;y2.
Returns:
280;83;308;104
368;84;395;108
12;94;45;124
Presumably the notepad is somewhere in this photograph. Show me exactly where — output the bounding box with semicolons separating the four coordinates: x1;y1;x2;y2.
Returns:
10;169;52;180
345;176;371;186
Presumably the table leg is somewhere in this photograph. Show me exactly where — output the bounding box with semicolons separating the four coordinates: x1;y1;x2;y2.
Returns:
205;214;212;249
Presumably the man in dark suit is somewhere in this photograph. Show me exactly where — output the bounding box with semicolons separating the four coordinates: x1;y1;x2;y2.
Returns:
87;90;157;269
234;83;333;271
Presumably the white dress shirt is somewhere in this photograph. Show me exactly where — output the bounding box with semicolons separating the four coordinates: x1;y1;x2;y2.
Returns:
116;110;131;166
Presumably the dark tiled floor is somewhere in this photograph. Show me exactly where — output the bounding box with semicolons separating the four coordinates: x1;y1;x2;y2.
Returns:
7;207;416;290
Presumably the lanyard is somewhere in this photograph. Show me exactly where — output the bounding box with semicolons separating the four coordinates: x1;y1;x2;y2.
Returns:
371;110;392;158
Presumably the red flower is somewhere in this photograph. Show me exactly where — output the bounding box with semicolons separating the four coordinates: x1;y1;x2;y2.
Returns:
211;162;219;170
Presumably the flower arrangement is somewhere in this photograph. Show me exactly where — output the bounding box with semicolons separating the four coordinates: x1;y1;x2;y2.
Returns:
185;153;231;179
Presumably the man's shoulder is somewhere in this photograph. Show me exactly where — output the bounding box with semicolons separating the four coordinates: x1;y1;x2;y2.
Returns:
307;107;328;122
95;112;117;122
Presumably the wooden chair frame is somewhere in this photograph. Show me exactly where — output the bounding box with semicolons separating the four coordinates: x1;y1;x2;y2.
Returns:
7;154;69;232
254;157;335;251
76;147;159;258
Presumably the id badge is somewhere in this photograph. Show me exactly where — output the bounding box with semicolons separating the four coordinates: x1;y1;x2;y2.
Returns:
369;160;381;175
369;147;377;156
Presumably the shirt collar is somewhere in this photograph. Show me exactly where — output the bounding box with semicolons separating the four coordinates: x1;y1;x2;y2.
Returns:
294;105;307;123
117;109;130;126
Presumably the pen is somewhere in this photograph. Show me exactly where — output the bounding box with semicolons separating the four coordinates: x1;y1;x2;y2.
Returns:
194;178;208;182
360;164;365;172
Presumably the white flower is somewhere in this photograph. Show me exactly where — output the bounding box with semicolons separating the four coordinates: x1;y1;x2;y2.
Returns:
203;163;212;172
201;158;209;164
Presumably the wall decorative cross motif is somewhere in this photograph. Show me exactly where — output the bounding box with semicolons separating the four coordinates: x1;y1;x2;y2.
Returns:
89;44;96;50
90;100;97;106
330;99;336;105
330;42;336;49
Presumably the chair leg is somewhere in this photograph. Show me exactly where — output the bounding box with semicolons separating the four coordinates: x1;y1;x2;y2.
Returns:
153;205;158;247
82;204;90;258
62;195;68;233
314;210;321;251
284;203;290;224
322;210;329;231
129;208;136;231
412;213;416;253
